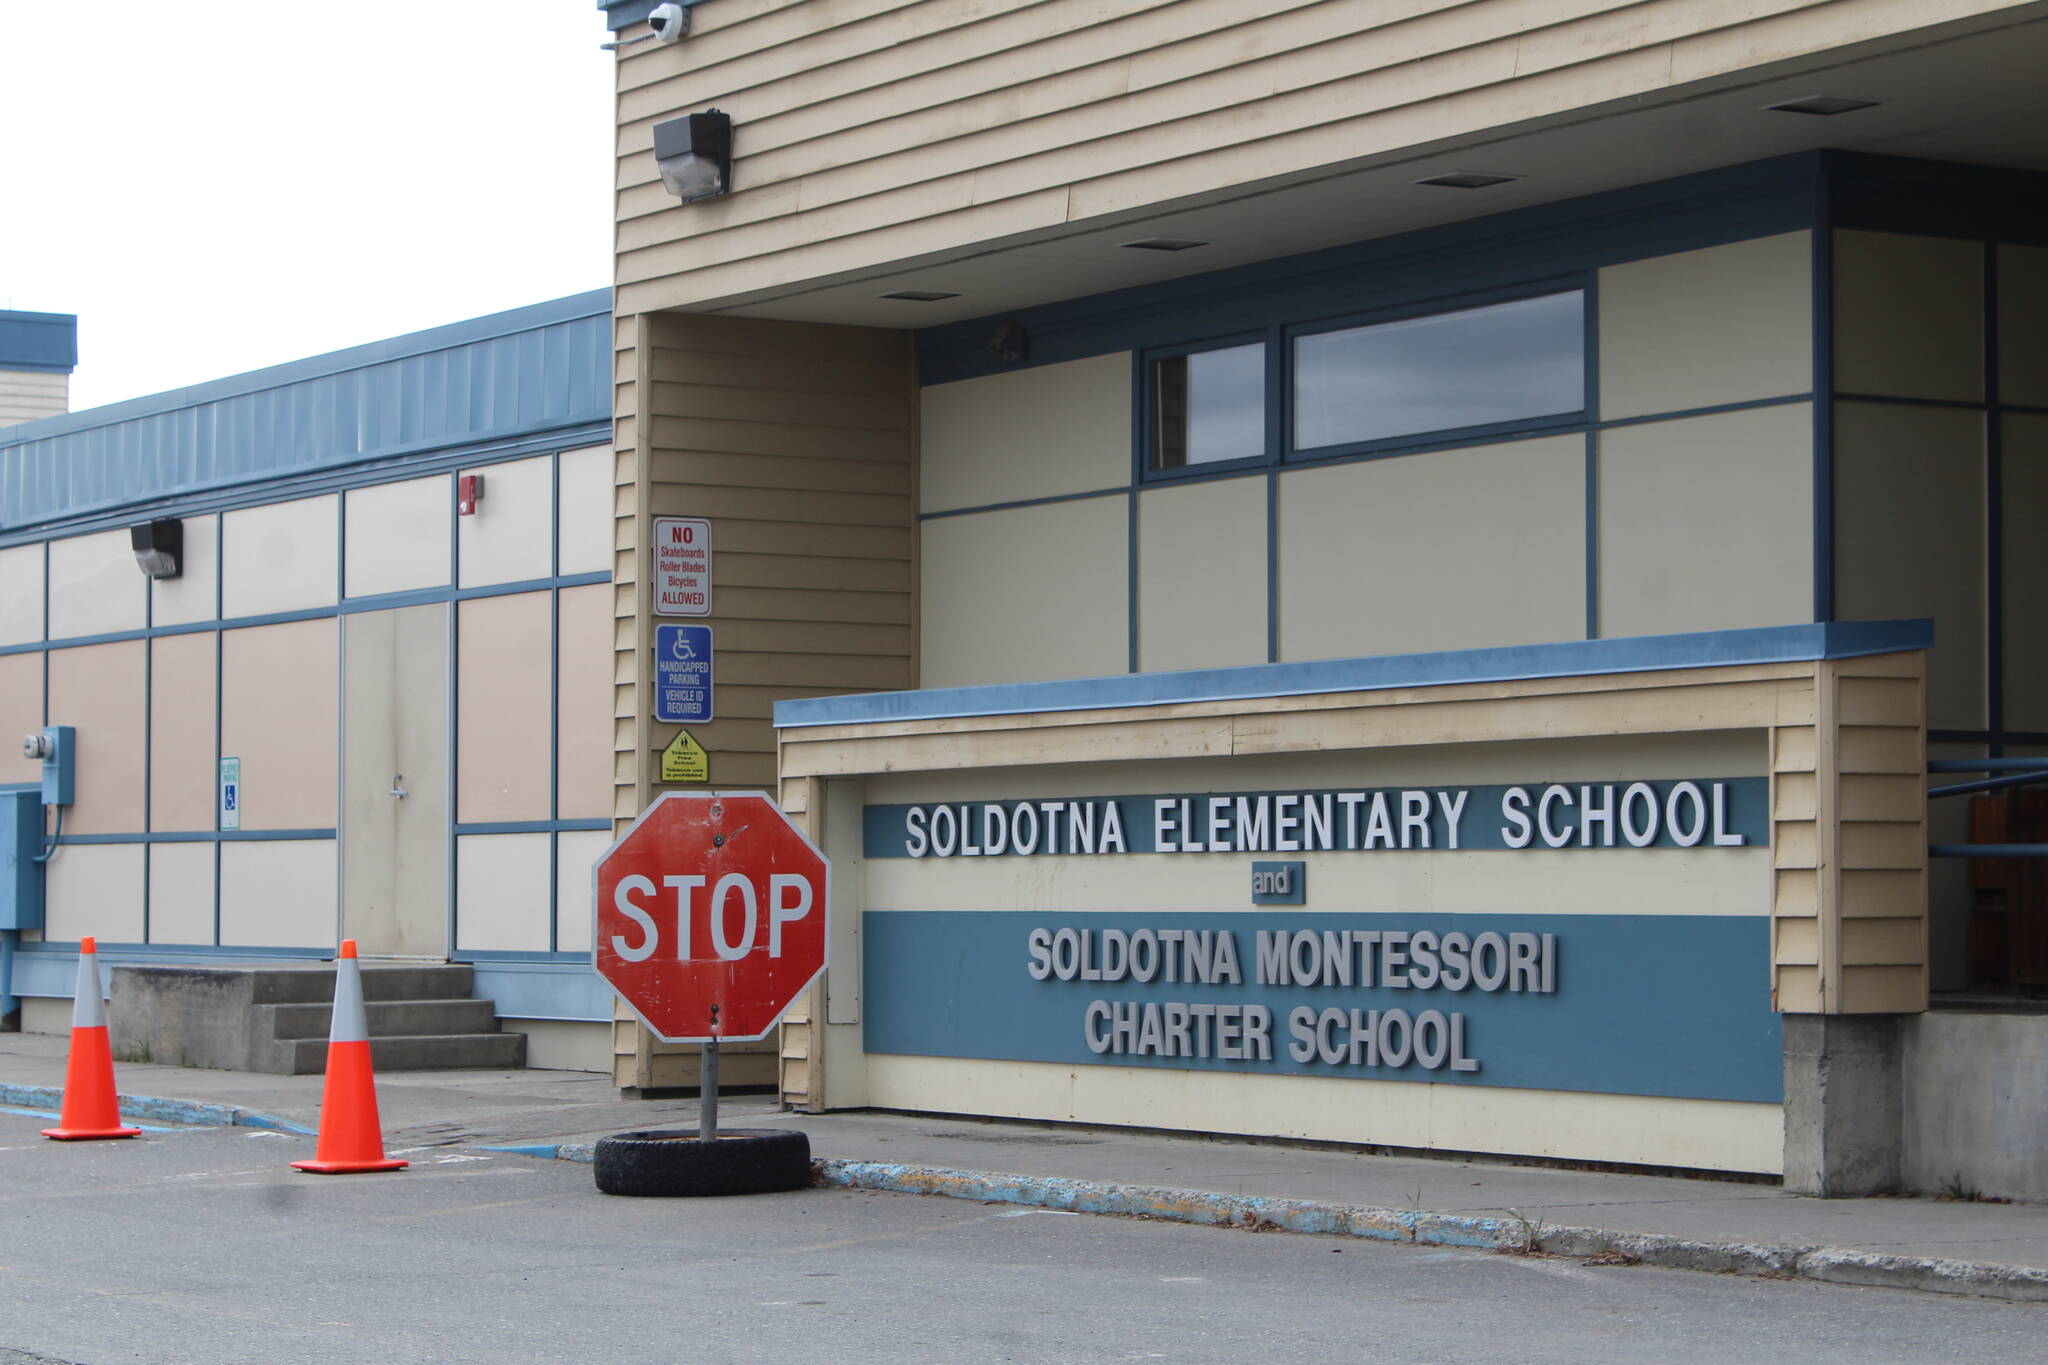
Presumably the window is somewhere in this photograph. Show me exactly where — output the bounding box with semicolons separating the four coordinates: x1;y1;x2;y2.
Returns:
1151;341;1266;469
1292;291;1584;453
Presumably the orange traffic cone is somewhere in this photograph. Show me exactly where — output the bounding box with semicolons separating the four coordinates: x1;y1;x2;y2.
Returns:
291;940;407;1175
42;937;141;1141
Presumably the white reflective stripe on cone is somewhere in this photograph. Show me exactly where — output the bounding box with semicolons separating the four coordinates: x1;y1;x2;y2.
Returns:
70;952;107;1030
328;957;370;1043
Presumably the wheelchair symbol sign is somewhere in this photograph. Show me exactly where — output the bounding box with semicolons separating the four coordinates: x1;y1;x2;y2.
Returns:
654;624;713;724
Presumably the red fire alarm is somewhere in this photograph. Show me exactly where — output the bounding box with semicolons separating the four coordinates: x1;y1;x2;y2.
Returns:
457;474;484;516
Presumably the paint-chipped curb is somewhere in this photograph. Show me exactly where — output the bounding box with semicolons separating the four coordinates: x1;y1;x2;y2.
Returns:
481;1141;595;1163
0;1083;313;1135
810;1159;2048;1305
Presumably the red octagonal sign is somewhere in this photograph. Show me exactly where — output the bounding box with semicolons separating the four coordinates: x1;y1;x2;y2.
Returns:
594;792;829;1043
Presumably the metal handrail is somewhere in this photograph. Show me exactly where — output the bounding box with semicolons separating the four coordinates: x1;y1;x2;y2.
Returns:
1928;758;2048;858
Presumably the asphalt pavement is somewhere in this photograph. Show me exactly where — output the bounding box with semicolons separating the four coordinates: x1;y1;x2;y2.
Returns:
4;1030;2047;1305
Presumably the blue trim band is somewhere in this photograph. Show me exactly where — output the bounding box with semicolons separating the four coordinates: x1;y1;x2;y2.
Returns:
777;620;1934;728
57;830;335;845
454;819;612;835
0;310;78;372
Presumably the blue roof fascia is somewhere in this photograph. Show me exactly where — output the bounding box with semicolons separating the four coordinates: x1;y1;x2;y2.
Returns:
0;290;609;449
0;310;79;373
600;1;663;31
775;620;1936;729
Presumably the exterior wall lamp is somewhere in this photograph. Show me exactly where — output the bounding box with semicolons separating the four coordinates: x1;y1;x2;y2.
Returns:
654;109;732;203
129;518;182;579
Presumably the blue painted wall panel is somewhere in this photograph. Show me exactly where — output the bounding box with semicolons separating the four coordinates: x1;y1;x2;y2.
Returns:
864;910;1783;1103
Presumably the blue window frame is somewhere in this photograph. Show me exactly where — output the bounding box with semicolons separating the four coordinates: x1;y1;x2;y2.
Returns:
1139;279;1590;480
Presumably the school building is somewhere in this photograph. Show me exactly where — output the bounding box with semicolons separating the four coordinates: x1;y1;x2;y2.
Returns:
3;0;2045;1200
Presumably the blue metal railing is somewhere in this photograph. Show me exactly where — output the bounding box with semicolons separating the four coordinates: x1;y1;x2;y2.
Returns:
1928;758;2048;858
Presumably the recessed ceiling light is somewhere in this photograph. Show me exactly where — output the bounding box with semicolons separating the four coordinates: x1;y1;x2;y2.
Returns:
1413;171;1524;190
877;289;961;302
1765;95;1880;117
1119;237;1210;252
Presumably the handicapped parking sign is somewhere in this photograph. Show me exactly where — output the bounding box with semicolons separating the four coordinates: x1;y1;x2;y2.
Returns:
654;624;713;724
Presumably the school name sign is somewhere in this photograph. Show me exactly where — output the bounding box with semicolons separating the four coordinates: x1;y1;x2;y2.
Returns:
862;778;1767;859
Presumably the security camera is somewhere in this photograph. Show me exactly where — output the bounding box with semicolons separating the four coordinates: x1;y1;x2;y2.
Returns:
601;1;691;50
649;2;688;42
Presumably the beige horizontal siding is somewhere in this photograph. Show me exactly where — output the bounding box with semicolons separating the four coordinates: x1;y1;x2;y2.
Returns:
611;0;2024;312
609;310;917;1088
0;368;68;426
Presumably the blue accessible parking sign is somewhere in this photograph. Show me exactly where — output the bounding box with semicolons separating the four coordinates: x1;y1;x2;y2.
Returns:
654;624;713;724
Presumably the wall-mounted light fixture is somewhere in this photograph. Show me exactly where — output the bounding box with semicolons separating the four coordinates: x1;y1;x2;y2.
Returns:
654;109;733;203
130;518;182;579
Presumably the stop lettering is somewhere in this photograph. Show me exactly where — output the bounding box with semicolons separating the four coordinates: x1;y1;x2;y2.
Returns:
593;792;830;1043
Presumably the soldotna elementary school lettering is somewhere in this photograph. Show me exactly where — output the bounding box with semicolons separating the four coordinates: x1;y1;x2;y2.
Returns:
8;0;2048;1204
876;779;1762;858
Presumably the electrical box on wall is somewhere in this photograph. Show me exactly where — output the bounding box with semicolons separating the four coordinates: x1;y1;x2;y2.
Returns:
22;727;74;806
0;790;44;931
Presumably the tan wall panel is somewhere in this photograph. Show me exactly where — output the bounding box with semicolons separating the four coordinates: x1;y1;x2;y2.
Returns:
219;839;335;948
46;641;145;835
920;495;1128;687
149;633;217;833
0;543;43;645
2004;414;2048;731
458;591;552;821
0;653;42;786
1598;404;1813;638
458;456;553;587
1834;230;1983;403
1279;437;1582;661
345;475;450;598
2000;244;2048;407
1138;476;1266;674
48;530;145;640
1599;231;1811;420
921;354;1131;513
557;583;614;819
220;620;338;830
151;514;218;628
1833;402;1985;730
148;841;215;945
455;832;552;952
340;605;449;959
43;843;144;944
222;496;339;618
557;828;610;956
558;445;616;575
860;1055;1781;1174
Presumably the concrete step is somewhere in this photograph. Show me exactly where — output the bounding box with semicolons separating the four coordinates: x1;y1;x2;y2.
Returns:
250;965;477;1005
259;998;503;1041
283;1031;528;1076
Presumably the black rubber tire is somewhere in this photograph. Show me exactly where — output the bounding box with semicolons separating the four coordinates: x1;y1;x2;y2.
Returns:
593;1127;812;1197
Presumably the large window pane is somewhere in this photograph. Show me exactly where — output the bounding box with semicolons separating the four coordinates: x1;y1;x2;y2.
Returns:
1293;292;1584;451
1153;342;1266;468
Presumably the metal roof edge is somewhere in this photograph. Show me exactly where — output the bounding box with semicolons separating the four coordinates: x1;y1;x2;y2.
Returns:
0;289;611;448
775;621;1937;730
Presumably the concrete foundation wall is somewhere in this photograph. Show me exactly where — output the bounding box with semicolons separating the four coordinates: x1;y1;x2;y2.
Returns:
1903;1012;2048;1202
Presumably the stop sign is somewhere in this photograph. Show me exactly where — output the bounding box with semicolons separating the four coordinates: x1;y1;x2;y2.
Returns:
593;792;829;1043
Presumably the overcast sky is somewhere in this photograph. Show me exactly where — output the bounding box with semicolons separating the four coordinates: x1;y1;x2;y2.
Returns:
0;1;614;412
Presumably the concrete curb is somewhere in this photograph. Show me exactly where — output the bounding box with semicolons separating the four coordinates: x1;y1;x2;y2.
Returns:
805;1159;2048;1305
481;1141;595;1163
0;1083;314;1135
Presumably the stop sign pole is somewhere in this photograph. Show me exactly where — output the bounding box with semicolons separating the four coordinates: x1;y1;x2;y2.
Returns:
593;791;830;1142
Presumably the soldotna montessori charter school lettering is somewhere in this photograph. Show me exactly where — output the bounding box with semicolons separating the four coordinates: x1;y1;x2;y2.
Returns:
863;779;1766;858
